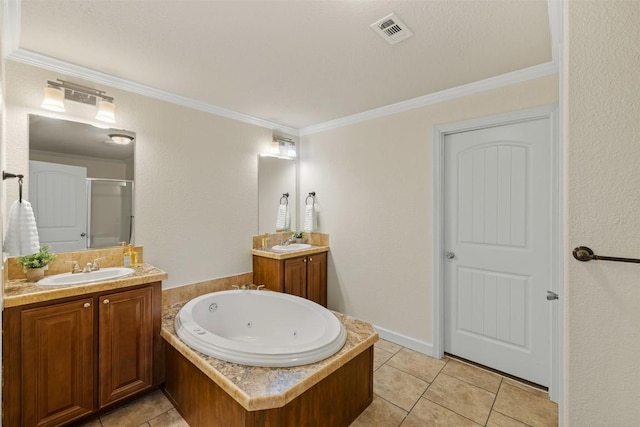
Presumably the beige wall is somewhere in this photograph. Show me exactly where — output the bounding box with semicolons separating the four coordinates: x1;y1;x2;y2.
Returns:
300;75;558;346
565;1;640;424
5;61;272;288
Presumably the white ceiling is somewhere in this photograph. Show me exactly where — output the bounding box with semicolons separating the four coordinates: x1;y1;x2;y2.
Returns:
17;0;553;130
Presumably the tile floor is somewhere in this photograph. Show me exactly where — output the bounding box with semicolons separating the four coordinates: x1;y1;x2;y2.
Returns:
81;339;558;426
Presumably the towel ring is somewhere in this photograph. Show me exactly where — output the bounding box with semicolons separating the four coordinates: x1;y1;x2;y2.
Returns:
306;191;316;205
280;192;289;205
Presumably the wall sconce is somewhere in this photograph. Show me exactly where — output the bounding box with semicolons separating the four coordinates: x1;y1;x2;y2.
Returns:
41;79;117;123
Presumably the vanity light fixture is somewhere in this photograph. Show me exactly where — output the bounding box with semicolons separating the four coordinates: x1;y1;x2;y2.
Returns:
40;86;66;112
41;79;117;123
107;133;134;145
273;136;296;158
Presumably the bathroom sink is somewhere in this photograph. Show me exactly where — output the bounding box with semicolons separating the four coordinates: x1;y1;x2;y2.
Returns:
37;267;136;286
271;243;312;253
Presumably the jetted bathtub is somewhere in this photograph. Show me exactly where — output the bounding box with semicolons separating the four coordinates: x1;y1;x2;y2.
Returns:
175;290;347;367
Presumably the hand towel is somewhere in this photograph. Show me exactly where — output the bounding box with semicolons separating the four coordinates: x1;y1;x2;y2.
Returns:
284;205;291;231
3;200;41;256
304;203;315;232
276;203;288;231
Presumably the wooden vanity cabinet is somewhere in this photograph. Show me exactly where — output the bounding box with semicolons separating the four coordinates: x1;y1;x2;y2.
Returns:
3;282;162;427
253;251;327;307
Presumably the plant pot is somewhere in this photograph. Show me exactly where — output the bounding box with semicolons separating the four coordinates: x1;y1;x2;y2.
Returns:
25;266;47;282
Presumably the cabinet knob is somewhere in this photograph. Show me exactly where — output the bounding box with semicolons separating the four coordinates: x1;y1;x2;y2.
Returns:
103;299;110;304
83;302;91;308
309;257;313;262
303;259;307;263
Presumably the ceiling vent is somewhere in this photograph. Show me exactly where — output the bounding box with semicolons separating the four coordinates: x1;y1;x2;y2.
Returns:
370;13;414;45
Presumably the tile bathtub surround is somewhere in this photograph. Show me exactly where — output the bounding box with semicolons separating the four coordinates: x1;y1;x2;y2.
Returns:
161;301;378;411
161;272;254;309
5;245;144;280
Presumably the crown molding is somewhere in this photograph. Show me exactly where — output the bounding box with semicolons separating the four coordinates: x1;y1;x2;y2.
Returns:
7;48;300;136
5;0;559;138
299;61;559;136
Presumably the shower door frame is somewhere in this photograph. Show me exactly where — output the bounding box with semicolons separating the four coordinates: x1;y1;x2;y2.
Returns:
86;178;135;249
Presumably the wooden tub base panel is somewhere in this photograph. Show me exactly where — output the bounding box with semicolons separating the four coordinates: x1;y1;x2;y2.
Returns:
163;344;374;427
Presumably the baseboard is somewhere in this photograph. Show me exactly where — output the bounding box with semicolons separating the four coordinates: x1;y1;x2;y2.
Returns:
373;325;435;358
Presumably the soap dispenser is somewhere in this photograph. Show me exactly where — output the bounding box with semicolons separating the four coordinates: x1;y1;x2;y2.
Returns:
121;241;131;267
128;244;138;267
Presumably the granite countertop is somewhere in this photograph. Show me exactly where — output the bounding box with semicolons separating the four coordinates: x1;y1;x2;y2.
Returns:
161;301;378;411
3;263;168;308
251;245;329;260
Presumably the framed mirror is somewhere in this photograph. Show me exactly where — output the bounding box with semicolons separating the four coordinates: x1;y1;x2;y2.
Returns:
258;155;296;234
28;114;135;252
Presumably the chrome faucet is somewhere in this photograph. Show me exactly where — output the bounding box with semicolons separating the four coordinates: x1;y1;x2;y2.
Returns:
70;261;81;274
282;234;296;246
72;257;107;274
91;257;106;271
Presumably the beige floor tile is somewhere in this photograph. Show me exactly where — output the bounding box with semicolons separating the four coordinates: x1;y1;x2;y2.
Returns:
350;395;407;427
424;373;495;425
493;382;558;427
386;348;446;383
374;364;429;411
400;398;481;427
148;409;189;427
487;410;530;427
77;417;102;427
100;390;174;427
374;346;394;370
441;359;503;393
503;377;550;399
375;339;403;355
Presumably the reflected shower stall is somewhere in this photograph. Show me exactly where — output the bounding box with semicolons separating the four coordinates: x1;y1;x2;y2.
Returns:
87;179;134;249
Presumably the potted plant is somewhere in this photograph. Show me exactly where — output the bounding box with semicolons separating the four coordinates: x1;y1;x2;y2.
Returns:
293;231;305;243
16;246;56;282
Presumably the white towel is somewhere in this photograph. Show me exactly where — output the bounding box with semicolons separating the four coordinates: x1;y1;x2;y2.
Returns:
4;200;41;256
304;203;315;233
284;205;291;230
276;203;288;231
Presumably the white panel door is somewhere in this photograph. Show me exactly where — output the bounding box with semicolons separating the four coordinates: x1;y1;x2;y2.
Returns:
444;118;552;386
30;161;88;252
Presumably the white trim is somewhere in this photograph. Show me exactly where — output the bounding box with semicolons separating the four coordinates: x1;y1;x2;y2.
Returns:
2;0;21;56
7;49;300;136
374;325;435;357
300;61;558;136
432;104;561;394
547;0;564;63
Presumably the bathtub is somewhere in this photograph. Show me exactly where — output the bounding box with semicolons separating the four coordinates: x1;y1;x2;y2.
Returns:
175;290;347;367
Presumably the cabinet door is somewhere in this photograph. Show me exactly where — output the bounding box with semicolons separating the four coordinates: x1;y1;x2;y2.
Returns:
99;287;153;407
284;256;307;298
306;252;328;307
21;298;95;426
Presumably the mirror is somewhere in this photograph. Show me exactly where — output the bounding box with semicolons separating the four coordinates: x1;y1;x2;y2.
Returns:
258;155;296;234
28;114;135;252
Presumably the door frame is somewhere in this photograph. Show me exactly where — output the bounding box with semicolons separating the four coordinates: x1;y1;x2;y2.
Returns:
432;105;562;402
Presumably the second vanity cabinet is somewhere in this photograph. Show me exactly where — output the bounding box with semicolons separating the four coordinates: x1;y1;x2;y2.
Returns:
3;282;162;427
253;251;327;307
